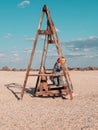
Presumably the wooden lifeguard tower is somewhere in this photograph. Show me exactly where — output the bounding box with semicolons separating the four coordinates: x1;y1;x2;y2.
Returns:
21;5;73;99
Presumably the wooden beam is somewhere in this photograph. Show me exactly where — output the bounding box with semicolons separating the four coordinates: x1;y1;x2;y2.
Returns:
48;40;55;44
43;5;55;34
38;30;52;35
28;73;64;76
20;11;45;99
61;63;73;99
36;89;67;96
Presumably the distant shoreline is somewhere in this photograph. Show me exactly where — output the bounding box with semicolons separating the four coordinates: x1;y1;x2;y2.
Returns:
0;66;98;71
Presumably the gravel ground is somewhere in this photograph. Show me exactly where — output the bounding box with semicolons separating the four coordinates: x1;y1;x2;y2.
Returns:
0;71;98;130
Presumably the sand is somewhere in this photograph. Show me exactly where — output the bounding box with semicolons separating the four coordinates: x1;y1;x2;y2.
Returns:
0;70;98;130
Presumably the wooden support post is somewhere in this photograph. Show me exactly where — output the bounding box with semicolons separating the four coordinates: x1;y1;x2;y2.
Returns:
34;35;48;93
61;63;73;99
21;11;44;99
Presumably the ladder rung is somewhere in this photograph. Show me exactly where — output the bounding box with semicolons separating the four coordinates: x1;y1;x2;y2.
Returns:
48;40;55;44
38;30;53;34
36;89;67;96
48;85;67;89
28;73;64;77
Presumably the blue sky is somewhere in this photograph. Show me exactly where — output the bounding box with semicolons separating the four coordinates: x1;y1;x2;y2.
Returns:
0;0;98;69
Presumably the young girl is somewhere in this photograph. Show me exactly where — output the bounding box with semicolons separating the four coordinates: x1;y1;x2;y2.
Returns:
51;57;66;86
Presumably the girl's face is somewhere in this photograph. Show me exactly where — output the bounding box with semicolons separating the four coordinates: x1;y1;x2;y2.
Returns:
61;60;65;64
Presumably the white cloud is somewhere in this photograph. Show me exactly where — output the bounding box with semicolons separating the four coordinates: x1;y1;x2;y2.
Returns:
18;0;30;8
84;55;94;58
83;48;89;52
56;27;60;32
74;48;80;51
12;58;21;62
23;36;35;41
24;48;32;53
35;50;42;54
77;38;84;41
62;35;98;43
4;33;13;39
41;35;45;40
62;38;84;43
13;53;19;57
47;53;58;57
0;53;5;57
88;36;98;40
69;53;81;56
11;51;19;57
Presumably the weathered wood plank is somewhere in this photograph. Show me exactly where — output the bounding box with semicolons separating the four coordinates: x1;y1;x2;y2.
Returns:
28;73;64;76
48;40;55;43
38;30;52;34
21;11;45;99
36;89;67;96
